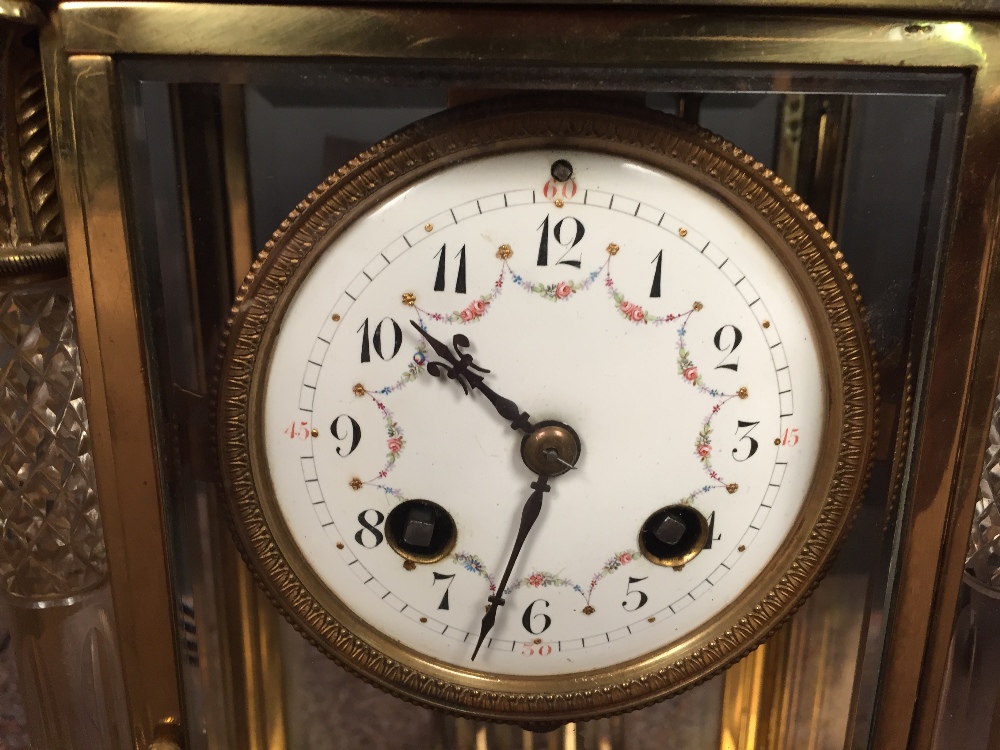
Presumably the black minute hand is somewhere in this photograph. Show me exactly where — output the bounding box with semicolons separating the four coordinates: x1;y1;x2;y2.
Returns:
410;321;535;434
471;474;551;661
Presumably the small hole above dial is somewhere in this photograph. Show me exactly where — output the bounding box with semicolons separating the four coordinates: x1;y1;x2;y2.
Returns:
385;499;457;564
638;505;709;567
550;158;574;183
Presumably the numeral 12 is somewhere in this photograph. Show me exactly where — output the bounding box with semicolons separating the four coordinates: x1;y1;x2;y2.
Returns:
537;215;585;268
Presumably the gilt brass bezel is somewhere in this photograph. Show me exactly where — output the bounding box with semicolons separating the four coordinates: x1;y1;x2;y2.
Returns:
216;97;878;723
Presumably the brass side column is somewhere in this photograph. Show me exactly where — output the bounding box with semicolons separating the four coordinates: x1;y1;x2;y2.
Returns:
0;5;131;747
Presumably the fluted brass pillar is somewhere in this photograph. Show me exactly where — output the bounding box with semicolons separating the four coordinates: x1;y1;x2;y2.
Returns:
0;3;130;747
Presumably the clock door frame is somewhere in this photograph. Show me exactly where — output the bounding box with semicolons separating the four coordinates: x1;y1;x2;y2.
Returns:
39;4;1000;749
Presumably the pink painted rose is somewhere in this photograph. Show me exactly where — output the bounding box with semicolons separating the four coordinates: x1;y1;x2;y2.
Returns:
618;552;632;564
387;437;402;453
619;300;634;315
555;281;573;299
683;366;699;381
471;299;488;315
697;443;711;458
459;306;476;322
629;306;645;322
528;573;544;588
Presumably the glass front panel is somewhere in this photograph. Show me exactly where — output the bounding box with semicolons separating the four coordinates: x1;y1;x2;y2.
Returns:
116;60;965;750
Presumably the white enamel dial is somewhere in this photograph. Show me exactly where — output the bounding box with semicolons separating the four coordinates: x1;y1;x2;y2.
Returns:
261;149;826;677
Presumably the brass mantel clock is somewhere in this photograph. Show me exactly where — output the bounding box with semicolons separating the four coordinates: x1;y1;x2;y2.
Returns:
217;99;877;722
4;2;998;749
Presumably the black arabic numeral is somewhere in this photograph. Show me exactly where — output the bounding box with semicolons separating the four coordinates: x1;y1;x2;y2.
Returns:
329;414;361;457
705;511;722;549
358;317;402;363
536;215;550;266
433;244;467;293
650;250;663;298
714;324;743;371
537;215;585;268
621;576;649;612
522;599;552;635
433;572;456;610
433;244;447;291
358;318;370;363
732;420;760;461
355;509;385;549
455;245;467;293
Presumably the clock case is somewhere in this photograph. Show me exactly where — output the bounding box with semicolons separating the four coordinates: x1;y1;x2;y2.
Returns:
216;97;878;724
37;4;1000;749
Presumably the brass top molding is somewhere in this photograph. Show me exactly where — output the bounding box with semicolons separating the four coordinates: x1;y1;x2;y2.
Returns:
49;0;1000;18
53;4;989;65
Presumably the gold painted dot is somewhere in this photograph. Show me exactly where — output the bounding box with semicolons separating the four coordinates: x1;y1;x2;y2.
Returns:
353;383;365;396
679;228;688;237
554;198;564;208
606;243;620;256
692;301;704;311
332;313;341;321
349;477;363;491
762;320;771;329
727;483;739;494
496;244;513;260
420;617;428;623
582;605;595;615
533;638;542;645
402;292;416;307
774;438;781;445
484;604;490;612
647;616;656;623
311;428;319;438
336;542;344;549
403;560;416;571
424;223;433;232
738;545;746;552
737;387;749;400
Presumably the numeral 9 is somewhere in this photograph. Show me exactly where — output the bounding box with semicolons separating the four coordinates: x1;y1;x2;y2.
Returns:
330;414;362;457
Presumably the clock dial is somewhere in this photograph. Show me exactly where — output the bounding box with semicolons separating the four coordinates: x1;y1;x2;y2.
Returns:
262;150;824;675
218;101;876;720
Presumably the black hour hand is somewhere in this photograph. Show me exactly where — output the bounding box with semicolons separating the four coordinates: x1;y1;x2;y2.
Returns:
411;321;535;434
